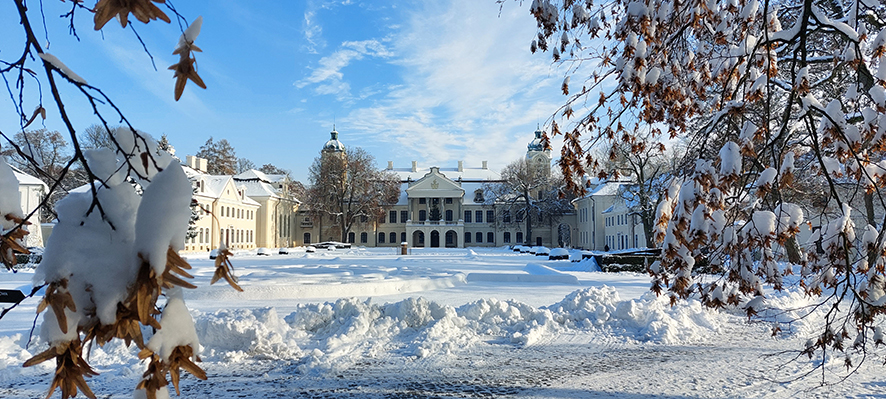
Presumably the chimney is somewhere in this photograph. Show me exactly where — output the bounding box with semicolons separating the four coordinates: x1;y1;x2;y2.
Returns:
186;155;208;173
482;161;488;169
387;161;393;170
458;160;463;172
411;161;417;172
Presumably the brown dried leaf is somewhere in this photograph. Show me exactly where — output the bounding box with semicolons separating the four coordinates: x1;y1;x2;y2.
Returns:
94;0;170;30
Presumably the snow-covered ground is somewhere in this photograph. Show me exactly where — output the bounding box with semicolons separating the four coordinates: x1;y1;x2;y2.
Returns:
1;247;883;398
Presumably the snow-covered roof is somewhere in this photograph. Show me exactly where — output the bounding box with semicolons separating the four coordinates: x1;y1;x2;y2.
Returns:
10;166;48;189
395;183;409;206
584;181;631;197
390;165;501;182
234;179;281;200
323;130;345;153
235;169;271;182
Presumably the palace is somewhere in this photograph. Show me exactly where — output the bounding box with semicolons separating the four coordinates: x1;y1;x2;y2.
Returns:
175;127;652;252
293;128;575;248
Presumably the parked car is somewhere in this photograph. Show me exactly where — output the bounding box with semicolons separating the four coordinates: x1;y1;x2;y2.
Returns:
305;246;316;253
314;241;352;249
534;246;550;256
256;247;271;256
278;247;291;255
549;248;569;260
512;245;524;252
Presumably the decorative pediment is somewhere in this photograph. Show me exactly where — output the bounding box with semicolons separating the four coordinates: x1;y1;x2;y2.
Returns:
406;167;463;198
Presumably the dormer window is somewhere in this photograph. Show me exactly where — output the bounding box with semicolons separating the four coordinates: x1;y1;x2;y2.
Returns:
473;189;485;203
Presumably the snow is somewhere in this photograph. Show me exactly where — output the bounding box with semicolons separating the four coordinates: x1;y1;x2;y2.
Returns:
0;159;24;230
135;163;193;274
4;247;886;397
147;288;200;361
718;141;741;177
176;16;203;53
754;167;777;188
37;53;87;84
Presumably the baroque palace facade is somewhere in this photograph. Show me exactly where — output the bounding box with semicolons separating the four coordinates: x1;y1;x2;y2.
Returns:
293;129;576;249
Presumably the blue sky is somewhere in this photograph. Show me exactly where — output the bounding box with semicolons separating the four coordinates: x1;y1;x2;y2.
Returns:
2;0;567;182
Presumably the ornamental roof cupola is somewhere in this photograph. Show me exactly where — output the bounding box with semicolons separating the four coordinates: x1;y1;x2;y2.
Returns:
527;127;549;152
322;126;345;153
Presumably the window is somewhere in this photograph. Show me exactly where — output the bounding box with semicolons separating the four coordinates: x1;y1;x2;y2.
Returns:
361;232;368;243
419;210;427;221
390;232;397;243
379;233;385;243
503;232;511;243
445;198;453;204
487;232;494;244
516;212;524;222
475;210;483;223
465;233;472;243
401;232;406;243
464;211;472;223
361;215;368;223
503;210;511;223
486;210;494;223
473;189;484;203
390;211;397;224
304;232;311;244
445;210;453;222
419;198;426;204
199;229;204;244
516;232;523;243
432;198;439;205
476;232;483;243
400;210;408;223
348;232;355;243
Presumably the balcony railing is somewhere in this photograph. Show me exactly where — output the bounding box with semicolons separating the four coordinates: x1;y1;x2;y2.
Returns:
406;221;463;227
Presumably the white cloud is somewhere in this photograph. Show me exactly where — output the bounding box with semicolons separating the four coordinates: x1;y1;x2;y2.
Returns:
302;9;324;54
340;0;566;171
296;39;393;100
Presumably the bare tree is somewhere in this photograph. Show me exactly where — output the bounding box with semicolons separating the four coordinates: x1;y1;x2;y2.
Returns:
306;147;400;243
196;137;238;175
237;157;256;174
79;124;115;150
598;137;678;248
259;163;289;175
487;158;574;244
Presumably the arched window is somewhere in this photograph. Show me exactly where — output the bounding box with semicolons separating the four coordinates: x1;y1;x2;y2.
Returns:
400;232;406;243
475;232;483;243
419;210;427;221
390;232;396;243
378;232;385;243
348;232;355;243
487;232;494;244
502;210;511;223
361;232;368;243
304;232;311;245
465;233;472;243
503;232;511;243
516;232;523;243
445;210;453;222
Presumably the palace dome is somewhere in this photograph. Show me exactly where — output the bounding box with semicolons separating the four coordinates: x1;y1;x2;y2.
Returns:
323;129;345;153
